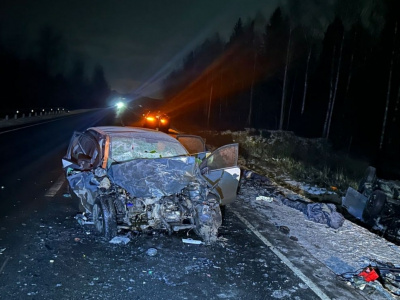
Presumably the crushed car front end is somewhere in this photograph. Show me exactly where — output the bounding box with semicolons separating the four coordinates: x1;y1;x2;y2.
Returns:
62;127;231;243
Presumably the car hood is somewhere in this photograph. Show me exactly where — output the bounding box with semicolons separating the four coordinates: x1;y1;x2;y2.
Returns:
107;156;198;198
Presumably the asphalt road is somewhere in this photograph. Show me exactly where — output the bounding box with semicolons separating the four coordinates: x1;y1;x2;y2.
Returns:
0;111;373;299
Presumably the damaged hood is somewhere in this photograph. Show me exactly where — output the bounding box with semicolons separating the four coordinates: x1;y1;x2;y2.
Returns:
107;156;198;198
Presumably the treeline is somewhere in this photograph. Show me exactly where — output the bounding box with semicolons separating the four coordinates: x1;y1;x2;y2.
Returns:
0;26;110;111
162;0;400;161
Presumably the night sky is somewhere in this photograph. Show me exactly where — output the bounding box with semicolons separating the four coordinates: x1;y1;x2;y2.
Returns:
1;0;284;97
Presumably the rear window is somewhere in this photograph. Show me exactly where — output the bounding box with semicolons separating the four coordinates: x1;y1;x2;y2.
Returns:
110;135;188;162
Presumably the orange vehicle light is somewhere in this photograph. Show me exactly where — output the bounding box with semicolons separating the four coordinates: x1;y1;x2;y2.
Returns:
160;118;167;124
146;116;155;122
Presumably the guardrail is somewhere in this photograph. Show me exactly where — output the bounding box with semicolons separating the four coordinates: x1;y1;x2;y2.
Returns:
0;107;69;120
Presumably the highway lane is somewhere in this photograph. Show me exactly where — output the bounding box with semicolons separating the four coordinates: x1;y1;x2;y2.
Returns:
0;108;115;220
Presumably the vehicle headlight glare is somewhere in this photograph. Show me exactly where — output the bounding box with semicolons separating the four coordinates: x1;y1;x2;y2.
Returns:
116;102;125;109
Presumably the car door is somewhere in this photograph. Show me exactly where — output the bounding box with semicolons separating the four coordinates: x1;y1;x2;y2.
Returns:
176;134;209;161
62;131;101;172
62;131;102;210
199;143;241;205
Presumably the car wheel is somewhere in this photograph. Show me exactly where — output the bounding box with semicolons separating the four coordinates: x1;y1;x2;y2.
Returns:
92;197;117;240
358;166;377;194
194;204;222;244
220;205;226;223
362;190;386;224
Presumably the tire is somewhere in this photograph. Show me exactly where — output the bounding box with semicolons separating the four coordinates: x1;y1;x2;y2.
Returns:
362;190;386;224
220;205;226;224
194;204;222;244
92;197;117;240
358;166;377;194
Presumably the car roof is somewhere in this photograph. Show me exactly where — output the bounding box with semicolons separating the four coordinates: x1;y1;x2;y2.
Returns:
87;126;176;141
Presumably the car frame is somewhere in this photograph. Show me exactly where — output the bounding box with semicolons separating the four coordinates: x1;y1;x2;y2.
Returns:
342;166;400;242
62;126;240;243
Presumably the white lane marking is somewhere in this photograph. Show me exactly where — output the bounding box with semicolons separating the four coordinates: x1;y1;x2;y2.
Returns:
0;117;69;135
45;175;65;197
232;210;331;300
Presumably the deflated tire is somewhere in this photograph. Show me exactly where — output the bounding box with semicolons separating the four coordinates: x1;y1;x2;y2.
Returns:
93;197;117;240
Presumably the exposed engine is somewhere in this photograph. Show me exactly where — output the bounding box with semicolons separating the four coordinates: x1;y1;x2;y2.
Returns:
110;182;219;235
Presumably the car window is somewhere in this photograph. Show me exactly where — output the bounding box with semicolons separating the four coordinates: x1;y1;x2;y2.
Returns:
176;135;206;154
200;144;238;171
110;135;188;162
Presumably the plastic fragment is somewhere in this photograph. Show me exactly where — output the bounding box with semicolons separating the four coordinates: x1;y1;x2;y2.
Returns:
74;213;93;225
146;248;158;256
182;238;203;245
256;196;274;202
109;236;130;245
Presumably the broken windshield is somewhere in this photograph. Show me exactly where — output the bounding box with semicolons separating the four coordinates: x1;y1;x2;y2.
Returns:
110;135;188;162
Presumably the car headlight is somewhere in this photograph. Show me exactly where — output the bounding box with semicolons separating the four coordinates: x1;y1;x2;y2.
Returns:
146;116;155;122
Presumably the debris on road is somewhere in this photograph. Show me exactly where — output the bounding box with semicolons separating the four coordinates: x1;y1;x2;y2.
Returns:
109;236;130;245
255;195;274;202
146;248;158;256
74;213;93;225
278;226;290;235
281;199;345;229
182;238;203;245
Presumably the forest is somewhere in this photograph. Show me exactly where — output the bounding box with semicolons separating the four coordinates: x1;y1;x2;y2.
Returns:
0;26;110;114
162;0;400;165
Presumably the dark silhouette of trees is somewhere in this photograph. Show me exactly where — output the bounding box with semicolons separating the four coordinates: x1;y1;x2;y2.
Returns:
0;25;110;113
90;64;110;108
162;0;400;169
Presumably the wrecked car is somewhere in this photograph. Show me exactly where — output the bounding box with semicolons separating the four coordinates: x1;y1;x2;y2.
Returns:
62;126;240;243
342;166;400;242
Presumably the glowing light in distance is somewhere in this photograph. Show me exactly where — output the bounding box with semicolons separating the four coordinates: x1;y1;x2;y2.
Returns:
116;102;126;109
146;116;155;122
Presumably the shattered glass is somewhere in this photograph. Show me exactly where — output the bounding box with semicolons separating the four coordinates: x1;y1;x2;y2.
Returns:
110;135;187;162
108;156;198;198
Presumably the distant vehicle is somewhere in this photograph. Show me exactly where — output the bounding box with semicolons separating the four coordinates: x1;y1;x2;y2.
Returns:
62;126;240;243
142;111;170;132
342;166;400;242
